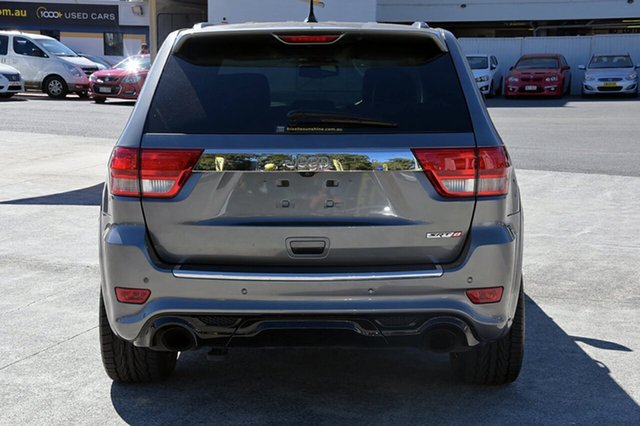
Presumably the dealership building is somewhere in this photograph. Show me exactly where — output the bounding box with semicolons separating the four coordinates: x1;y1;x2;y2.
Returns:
2;1;639;56
0;0;149;59
145;0;640;50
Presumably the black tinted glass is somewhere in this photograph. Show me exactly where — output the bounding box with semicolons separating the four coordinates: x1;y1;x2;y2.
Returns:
515;57;559;70
467;56;488;70
0;36;8;55
589;55;633;69
145;33;472;134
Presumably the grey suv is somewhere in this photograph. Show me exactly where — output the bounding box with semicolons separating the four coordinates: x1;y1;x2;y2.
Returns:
99;21;524;385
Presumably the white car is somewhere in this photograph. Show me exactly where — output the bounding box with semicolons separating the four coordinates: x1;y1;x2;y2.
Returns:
0;31;99;99
0;63;24;99
466;54;502;97
579;54;639;97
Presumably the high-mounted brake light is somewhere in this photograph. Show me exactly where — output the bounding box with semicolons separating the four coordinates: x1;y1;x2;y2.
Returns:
109;147;203;198
412;147;511;197
466;287;504;304
276;35;340;44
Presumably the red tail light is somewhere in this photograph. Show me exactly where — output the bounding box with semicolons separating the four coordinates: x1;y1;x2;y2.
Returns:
412;147;511;197
109;147;203;198
466;287;504;304
276;35;340;44
115;287;151;304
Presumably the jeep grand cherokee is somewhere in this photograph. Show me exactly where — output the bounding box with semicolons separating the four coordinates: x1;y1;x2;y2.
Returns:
99;21;524;385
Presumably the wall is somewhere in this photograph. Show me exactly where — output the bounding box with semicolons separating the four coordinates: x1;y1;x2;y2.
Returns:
60;32;104;56
118;1;149;27
460;34;640;94
61;32;146;60
208;0;377;24
378;0;640;22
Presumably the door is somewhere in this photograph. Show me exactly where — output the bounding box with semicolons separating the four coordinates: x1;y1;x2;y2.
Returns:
11;36;48;85
490;56;499;86
0;35;9;65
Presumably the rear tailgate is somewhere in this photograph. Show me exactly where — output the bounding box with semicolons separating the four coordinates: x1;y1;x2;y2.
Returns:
138;134;476;266
137;28;478;268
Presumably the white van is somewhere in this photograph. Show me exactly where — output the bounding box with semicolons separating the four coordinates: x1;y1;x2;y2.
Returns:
0;31;99;99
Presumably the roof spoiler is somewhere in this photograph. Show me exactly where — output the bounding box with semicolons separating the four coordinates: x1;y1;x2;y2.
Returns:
412;21;430;29
192;22;215;30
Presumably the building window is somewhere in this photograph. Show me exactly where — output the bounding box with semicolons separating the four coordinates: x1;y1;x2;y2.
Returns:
104;33;123;56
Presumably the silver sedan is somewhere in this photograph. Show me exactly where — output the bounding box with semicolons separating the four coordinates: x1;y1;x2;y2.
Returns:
580;54;639;96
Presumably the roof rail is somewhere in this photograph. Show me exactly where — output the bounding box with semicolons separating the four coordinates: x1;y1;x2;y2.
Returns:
193;22;215;30
412;21;430;29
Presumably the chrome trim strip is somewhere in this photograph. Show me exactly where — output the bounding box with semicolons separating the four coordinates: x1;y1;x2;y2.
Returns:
193;150;420;172
172;266;443;281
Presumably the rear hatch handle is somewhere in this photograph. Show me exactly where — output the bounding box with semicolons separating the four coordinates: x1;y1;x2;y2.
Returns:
287;237;328;257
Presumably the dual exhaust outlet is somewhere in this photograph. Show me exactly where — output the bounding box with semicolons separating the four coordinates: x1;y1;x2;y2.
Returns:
152;317;470;353
155;325;198;352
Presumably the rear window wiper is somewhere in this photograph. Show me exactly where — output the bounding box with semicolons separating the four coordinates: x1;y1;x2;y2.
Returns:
287;111;398;128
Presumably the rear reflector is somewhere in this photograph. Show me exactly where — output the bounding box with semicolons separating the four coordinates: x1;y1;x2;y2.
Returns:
466;287;504;304
412;147;511;197
276;35;340;44
115;287;151;304
109;147;202;198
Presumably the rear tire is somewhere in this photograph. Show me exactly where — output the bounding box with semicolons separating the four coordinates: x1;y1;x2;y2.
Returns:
0;93;14;99
450;279;525;385
99;291;177;383
44;76;68;99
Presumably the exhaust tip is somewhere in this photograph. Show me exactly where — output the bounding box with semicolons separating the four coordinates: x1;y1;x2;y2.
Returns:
157;326;197;352
424;327;464;353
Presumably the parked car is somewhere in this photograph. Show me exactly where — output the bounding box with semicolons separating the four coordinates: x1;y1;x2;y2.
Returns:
505;53;571;98
466;54;502;96
78;53;118;71
0;31;98;98
0;63;24;98
89;54;150;103
579;54;639;97
99;21;524;385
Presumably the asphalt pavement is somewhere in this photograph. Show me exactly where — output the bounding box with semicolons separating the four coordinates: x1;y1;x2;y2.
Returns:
0;95;638;424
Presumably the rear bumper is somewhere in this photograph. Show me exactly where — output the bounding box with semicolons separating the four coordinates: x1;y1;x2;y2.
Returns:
100;214;523;349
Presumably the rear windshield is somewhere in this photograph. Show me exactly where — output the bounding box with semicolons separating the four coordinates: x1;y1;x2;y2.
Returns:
467;56;488;70
589;55;633;69
515;57;559;70
145;33;472;134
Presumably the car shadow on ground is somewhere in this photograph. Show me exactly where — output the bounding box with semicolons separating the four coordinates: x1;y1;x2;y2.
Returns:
0;97;27;103
96;100;136;107
0;183;103;206
13;93;92;101
486;95;638;108
109;296;638;424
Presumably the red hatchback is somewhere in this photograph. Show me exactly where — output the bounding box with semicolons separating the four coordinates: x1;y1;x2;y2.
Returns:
89;55;150;103
505;54;571;98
